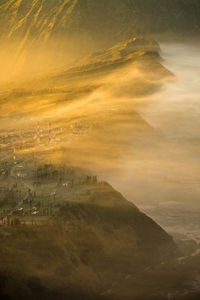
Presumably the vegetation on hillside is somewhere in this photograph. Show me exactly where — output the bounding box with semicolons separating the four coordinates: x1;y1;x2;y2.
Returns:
0;157;178;300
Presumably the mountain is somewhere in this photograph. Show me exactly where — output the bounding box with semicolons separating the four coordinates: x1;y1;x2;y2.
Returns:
0;0;200;52
0;2;194;299
1;0;199;80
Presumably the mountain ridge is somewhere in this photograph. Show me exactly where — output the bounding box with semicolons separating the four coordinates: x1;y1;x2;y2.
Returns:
0;0;200;54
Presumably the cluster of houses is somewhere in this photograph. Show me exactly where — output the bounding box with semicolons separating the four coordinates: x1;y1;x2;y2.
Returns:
0;122;65;154
0;118;92;159
0;137;108;227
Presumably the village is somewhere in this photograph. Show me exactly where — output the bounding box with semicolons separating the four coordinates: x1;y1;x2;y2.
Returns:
0;150;107;227
0;119;91;155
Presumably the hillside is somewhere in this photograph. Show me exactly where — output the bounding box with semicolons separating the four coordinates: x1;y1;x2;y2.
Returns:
0;158;178;300
0;36;171;171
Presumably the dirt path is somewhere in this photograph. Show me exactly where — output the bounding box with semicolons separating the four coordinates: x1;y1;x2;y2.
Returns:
1;162;34;222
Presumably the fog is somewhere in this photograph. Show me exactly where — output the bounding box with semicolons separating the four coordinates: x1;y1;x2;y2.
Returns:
1;40;200;238
97;41;200;238
0;38;85;85
108;42;200;209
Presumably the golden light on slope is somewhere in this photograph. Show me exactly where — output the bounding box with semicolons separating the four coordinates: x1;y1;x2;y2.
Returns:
0;52;169;173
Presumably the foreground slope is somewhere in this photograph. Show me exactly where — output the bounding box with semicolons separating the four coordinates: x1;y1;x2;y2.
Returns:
0;159;178;300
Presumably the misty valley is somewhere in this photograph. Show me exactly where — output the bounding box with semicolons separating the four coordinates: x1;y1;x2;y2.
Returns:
0;1;200;300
